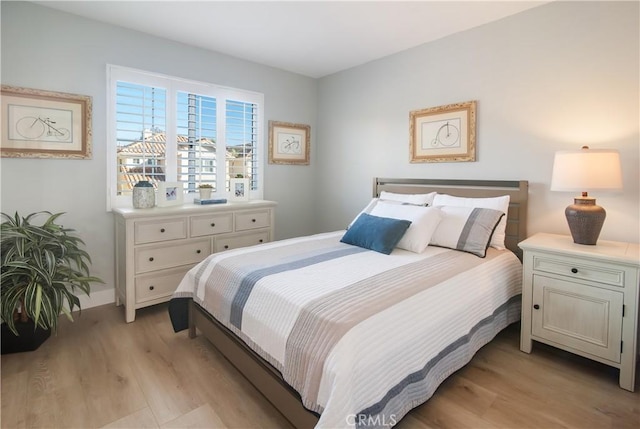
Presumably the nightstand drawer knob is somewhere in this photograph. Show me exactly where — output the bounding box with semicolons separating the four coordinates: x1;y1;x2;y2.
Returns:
211;223;215;227
571;268;578;274
533;304;540;310
149;286;154;291
160;228;165;233
149;257;154;262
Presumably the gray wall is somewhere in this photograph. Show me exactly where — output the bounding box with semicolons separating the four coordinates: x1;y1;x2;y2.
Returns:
1;1;639;308
316;1;639;244
0;1;318;307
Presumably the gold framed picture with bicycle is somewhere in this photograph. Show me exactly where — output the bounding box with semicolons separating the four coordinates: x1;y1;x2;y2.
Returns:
409;100;476;163
268;120;310;165
0;85;92;159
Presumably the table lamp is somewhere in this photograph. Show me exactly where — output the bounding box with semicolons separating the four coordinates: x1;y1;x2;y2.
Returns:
550;146;623;245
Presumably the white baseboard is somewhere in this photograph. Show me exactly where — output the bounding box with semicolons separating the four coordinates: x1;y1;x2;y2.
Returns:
78;288;115;310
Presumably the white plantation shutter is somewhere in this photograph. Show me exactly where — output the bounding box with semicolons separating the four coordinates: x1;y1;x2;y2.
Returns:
177;92;217;193
226;99;258;190
107;65;264;209
114;82;167;194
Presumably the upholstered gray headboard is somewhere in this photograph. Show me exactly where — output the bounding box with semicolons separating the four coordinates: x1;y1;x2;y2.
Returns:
373;178;529;259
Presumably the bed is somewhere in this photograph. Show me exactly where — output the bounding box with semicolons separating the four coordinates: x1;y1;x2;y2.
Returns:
169;178;529;428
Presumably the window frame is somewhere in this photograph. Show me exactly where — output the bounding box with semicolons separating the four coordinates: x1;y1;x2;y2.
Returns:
106;65;264;209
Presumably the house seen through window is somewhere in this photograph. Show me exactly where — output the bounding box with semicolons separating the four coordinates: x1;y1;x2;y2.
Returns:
107;65;264;208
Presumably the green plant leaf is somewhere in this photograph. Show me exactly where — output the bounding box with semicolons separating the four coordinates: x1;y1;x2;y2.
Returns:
33;284;43;327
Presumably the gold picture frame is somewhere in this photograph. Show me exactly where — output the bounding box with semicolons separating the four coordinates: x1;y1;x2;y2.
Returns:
409;100;476;163
268;120;310;165
1;85;92;159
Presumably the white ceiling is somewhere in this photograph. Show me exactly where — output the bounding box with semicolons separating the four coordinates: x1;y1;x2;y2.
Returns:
35;1;549;78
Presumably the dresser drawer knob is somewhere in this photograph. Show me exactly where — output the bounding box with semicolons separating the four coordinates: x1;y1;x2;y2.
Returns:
196;249;201;254
149;286;154;291
259;239;263;243
160;228;165;233
533;304;540;310
149;257;154;262
571;268;578;274
210;223;215;227
252;219;256;223
224;245;229;249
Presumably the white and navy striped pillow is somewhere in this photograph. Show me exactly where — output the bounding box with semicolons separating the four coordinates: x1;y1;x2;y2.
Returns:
429;206;505;257
432;194;510;250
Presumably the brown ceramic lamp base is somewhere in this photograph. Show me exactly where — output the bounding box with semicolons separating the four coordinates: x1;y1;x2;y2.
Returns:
565;196;606;245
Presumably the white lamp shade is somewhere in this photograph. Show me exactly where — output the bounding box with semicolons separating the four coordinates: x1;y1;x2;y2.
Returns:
550;148;623;192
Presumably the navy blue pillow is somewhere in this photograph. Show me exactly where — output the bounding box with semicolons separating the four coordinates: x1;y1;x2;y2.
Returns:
340;213;412;255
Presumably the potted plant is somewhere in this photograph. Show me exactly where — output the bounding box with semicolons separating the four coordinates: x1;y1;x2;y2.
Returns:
1;211;103;354
198;183;213;200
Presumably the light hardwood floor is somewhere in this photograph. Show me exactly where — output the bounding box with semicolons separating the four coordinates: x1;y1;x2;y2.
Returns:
1;303;638;428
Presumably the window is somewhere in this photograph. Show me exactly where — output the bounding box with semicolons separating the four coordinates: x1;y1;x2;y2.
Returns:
107;65;264;208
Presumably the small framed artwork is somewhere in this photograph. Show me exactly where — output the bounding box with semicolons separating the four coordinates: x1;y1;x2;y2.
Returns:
268;120;310;165
229;178;250;202
1;85;92;159
157;182;184;207
409;100;476;163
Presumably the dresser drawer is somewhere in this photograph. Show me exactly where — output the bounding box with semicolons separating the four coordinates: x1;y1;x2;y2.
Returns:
135;239;210;273
532;254;626;287
191;213;233;237
135;267;191;304
215;231;269;252
235;210;270;231
134;218;187;244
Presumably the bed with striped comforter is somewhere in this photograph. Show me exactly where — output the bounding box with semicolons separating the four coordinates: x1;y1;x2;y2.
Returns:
170;231;522;428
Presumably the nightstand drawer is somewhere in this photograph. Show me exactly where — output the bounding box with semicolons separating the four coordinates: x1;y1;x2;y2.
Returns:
135;239;210;273
190;213;233;237
235;210;270;231
135;267;190;303
533;254;625;287
135;218;187;244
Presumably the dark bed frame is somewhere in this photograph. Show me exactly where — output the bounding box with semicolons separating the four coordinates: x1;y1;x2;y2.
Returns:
188;178;529;428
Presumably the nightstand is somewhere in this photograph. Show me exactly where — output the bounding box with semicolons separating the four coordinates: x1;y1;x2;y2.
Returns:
518;233;640;391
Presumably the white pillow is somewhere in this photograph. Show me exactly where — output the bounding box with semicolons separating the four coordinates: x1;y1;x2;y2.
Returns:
347;196;436;229
370;201;443;253
380;191;436;206
430;206;505;257
432;194;510;249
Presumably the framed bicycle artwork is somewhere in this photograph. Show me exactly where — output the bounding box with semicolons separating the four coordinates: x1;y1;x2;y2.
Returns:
268;120;310;165
409;100;476;163
1;85;92;159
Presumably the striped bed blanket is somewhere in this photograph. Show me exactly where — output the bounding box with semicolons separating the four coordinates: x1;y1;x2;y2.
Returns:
170;231;522;428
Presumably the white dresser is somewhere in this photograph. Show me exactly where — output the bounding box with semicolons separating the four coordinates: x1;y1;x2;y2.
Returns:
113;201;276;322
519;233;640;391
